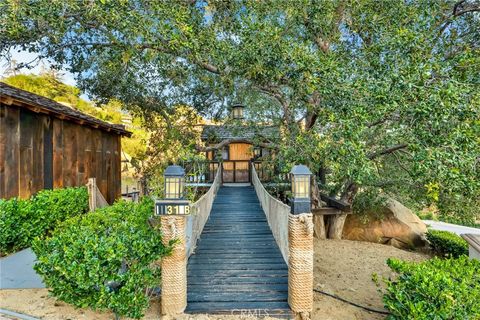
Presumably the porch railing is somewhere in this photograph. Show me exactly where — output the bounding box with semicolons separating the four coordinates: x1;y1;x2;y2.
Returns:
181;160;220;184
185;165;222;257
252;161;289;182
251;165;290;263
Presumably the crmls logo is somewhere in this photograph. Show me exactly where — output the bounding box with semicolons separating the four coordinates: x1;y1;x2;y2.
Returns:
231;309;270;317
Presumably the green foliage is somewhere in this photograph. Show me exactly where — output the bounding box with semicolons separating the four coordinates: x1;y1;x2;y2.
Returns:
426;229;469;258
0;187;88;255
381;257;480;319
352;188;388;221
32;198;172;319
1;1;479;223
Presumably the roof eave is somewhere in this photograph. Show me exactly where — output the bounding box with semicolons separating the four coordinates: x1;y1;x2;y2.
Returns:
0;88;131;137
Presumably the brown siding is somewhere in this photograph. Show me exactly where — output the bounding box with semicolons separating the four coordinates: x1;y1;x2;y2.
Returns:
0;104;122;203
229;143;253;160
2;105;19;199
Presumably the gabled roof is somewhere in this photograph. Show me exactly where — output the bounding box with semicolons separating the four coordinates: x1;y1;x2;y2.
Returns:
201;124;277;142
0;82;131;136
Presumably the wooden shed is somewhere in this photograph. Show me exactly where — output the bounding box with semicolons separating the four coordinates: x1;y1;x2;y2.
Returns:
0;82;131;204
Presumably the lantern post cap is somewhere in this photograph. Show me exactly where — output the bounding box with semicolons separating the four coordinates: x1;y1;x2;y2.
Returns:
164;165;185;176
290;165;312;176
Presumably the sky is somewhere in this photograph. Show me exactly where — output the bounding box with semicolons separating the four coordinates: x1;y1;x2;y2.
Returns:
1;50;75;85
0;49;91;100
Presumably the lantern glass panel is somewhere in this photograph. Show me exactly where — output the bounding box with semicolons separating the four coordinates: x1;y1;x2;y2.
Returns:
165;177;184;199
233;106;243;119
292;175;310;198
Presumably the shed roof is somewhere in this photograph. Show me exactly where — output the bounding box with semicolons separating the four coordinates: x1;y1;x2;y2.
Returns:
0;82;131;136
201;125;278;142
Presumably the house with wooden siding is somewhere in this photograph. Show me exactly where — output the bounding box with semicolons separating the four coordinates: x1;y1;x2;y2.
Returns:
200;104;277;183
0;82;131;204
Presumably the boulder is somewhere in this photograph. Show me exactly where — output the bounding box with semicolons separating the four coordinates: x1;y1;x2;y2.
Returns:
342;198;427;249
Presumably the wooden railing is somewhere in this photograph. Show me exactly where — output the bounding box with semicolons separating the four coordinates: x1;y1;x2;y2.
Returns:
251;165;290;263
181;160;220;184
252;161;289;182
181;160;289;184
185;165;222;257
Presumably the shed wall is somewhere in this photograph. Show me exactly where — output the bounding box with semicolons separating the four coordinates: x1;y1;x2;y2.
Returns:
0;103;121;204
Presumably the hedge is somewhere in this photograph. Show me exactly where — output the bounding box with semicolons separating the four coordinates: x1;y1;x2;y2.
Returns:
0;187;89;255
426;229;469;258
33;198;173;319
381;257;480;319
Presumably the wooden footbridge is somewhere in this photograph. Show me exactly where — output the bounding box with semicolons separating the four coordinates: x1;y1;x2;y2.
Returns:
159;166;314;319
186;185;290;315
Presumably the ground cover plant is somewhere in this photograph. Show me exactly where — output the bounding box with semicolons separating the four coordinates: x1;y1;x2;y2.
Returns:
0;187;88;255
32;198;173;319
426;229;469;258
379;256;480;319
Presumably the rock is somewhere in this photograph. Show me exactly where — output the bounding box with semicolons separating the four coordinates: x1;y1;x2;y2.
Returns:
342;198;427;249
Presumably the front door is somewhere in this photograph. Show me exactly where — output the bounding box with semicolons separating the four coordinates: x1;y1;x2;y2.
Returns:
222;161;250;183
222;142;253;183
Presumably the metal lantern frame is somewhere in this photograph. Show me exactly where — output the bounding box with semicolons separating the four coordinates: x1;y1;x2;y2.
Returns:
290;165;313;214
154;165;191;216
164;165;185;200
231;104;245;119
253;146;262;158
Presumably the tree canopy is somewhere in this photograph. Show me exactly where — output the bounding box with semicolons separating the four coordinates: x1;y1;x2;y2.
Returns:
1;0;479;224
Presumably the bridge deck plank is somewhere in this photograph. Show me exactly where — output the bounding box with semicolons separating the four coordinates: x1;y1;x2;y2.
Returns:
186;186;290;315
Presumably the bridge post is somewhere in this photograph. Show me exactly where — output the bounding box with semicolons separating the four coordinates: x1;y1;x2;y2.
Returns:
288;165;314;320
160;215;187;315
288;213;313;319
152;165;189;316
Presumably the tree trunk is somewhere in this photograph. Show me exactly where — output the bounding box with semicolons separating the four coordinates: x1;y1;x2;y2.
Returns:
311;175;328;239
313;214;326;239
327;181;358;239
328;213;347;239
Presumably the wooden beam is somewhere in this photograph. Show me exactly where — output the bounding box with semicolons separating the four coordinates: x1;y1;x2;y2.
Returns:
312;207;346;216
462;234;480;253
320;194;351;212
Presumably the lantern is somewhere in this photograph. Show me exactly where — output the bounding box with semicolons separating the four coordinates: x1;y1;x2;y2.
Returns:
290;165;312;214
154;165;191;216
164;165;185;199
231;104;245;119
253;147;262;158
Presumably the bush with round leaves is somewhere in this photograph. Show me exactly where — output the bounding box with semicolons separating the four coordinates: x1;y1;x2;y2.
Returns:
426;229;469;258
0;187;88;255
32;198;173;319
380;256;480;319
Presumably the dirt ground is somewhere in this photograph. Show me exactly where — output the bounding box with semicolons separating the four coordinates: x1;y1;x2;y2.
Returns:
312;239;428;320
0;239;429;320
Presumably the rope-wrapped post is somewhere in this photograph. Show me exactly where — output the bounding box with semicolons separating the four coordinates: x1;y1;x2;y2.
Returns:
160;215;187;315
288;212;314;320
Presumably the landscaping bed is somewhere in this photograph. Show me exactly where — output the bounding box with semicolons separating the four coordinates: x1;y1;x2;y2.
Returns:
0;239;431;320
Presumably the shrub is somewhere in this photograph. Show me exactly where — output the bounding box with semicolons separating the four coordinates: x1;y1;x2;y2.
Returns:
380;257;480;319
0;187;88;255
426;229;469;258
33;198;173;319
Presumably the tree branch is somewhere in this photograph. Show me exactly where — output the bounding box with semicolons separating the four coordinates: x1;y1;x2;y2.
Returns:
196;139;274;152
368;144;408;160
